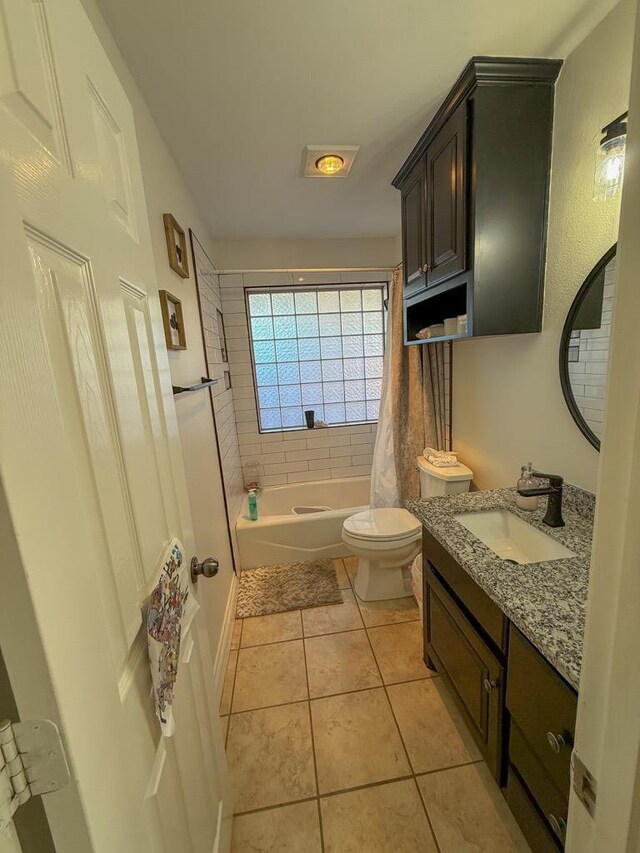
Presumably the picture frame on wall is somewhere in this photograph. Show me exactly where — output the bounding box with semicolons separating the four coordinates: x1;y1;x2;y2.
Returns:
163;213;189;278
159;290;187;350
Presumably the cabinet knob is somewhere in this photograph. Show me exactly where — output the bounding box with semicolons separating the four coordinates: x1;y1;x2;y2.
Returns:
190;556;219;583
422;263;431;273
546;731;566;753
483;678;498;694
547;814;567;840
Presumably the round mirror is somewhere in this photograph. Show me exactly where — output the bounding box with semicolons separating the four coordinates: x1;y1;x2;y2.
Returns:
559;245;616;451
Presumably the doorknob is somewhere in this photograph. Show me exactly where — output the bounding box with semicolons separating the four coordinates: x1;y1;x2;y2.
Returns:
190;556;219;583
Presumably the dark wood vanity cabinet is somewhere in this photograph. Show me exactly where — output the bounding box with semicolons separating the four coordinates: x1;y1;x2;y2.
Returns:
422;528;508;781
425;565;505;781
393;57;562;344
506;627;577;850
422;528;578;852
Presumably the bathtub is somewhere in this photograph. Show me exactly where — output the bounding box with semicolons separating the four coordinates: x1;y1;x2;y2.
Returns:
237;476;370;568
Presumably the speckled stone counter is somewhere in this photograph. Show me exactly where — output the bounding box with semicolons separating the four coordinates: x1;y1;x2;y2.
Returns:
407;485;595;690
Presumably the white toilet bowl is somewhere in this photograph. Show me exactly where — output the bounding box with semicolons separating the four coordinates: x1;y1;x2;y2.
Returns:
341;508;422;601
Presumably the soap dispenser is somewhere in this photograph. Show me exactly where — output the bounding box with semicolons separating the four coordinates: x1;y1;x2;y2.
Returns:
516;462;539;511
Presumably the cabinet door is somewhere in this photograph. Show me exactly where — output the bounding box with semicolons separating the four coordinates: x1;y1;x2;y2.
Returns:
401;160;426;294
425;103;468;286
426;568;504;781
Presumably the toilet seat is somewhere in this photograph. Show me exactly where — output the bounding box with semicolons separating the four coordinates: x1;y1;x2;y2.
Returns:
343;508;421;543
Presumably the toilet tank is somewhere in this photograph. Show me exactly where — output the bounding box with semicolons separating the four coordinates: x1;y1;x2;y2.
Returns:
417;455;473;497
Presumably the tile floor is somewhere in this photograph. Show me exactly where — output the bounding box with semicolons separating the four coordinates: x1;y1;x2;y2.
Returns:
222;556;530;853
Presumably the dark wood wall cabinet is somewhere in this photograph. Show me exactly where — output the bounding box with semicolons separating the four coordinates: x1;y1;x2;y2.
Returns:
393;57;562;345
422;529;577;851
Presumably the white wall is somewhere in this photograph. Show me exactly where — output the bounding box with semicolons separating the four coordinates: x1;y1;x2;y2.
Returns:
212;236;399;270
452;0;635;493
81;0;239;674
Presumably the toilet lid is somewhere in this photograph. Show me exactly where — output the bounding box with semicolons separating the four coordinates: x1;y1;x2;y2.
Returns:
343;508;421;542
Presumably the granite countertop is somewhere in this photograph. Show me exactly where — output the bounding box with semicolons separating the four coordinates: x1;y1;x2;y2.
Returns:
407;484;595;690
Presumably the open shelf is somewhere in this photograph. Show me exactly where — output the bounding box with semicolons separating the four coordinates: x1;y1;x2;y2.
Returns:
404;279;470;345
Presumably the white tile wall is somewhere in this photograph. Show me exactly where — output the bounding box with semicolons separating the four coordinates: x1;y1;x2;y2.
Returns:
191;239;244;554
567;259;615;439
219;271;388;486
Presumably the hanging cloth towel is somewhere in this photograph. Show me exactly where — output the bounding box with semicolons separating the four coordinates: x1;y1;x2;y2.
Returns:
424;447;459;468
147;538;199;736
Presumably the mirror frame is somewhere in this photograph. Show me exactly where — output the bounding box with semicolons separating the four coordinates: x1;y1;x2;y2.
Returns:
559;243;616;452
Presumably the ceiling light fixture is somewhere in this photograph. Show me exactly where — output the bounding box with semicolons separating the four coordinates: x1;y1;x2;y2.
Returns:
301;145;360;178
315;154;345;175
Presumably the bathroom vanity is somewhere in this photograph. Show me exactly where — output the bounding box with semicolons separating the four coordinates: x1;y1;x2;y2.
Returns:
408;487;594;851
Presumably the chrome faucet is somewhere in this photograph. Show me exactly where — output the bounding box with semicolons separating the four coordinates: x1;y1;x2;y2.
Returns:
517;471;565;528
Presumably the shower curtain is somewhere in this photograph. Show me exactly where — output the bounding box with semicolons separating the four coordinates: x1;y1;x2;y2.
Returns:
370;267;449;507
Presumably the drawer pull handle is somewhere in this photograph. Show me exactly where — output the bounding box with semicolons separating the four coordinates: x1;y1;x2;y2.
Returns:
483;678;498;693
546;731;566;753
548;814;567;840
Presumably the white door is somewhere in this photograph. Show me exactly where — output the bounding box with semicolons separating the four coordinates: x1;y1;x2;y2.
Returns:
0;0;231;850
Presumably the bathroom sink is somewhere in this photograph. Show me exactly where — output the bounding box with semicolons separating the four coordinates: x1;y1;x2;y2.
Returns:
454;510;575;564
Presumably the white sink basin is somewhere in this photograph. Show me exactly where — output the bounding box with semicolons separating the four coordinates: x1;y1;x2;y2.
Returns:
454;510;575;564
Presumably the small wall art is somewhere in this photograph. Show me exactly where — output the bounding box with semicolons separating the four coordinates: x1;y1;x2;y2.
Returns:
163;213;189;278
159;290;187;350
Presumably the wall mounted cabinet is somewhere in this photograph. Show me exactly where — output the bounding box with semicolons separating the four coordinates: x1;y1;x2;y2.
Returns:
393;57;562;345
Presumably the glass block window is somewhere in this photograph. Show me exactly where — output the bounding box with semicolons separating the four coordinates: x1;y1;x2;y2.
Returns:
247;284;386;432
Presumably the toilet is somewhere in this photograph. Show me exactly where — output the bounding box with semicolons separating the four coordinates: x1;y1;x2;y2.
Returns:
342;455;473;601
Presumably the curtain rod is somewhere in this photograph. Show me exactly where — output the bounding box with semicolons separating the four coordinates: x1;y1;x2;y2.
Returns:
215;266;397;275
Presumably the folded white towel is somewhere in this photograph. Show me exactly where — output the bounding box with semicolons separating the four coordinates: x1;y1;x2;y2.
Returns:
424;447;459;467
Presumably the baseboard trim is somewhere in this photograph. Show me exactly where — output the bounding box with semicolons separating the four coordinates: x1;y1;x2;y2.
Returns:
214;571;238;705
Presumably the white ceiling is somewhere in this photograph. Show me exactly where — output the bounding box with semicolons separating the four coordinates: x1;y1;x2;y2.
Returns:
94;0;617;240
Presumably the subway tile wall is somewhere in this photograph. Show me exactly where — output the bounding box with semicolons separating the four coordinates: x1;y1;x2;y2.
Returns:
220;271;389;487
566;257;615;440
191;238;244;557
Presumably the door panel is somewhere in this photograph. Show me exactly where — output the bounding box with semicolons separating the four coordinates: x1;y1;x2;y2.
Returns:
27;230;142;655
401;161;426;293
0;0;230;849
426;103;467;286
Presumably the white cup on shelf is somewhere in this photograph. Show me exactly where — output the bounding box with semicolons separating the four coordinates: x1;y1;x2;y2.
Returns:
444;317;458;336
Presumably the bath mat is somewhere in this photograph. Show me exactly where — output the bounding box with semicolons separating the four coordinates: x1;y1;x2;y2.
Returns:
236;559;342;618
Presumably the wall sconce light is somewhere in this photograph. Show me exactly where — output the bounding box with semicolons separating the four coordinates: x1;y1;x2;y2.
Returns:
594;112;628;201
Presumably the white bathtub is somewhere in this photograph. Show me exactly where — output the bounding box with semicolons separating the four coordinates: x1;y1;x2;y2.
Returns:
236;476;370;568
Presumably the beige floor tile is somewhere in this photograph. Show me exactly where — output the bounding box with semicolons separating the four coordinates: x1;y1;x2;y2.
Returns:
321;779;438;853
332;558;350;589
241;610;302;647
311;687;410;793
388;678;481;773
357;594;420;628
417;763;531;852
368;621;430;684
230;619;243;650
302;589;363;637
343;555;358;582
220;649;238;715
305;630;382;698
232;640;307;712
231;800;322;853
227;702;316;812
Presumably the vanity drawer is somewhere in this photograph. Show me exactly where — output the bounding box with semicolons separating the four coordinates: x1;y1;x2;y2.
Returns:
423;528;507;653
506;626;577;797
509;721;568;845
504;765;561;853
425;565;505;781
